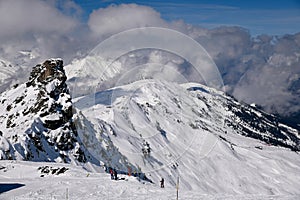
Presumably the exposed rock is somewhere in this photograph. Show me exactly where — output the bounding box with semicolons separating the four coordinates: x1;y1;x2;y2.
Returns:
38;166;69;176
0;59;95;163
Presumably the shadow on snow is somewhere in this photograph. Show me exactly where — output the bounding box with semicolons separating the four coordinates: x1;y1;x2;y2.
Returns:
0;183;25;194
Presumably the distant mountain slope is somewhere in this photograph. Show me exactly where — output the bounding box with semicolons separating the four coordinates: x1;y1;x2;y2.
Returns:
74;79;300;193
0;59;24;93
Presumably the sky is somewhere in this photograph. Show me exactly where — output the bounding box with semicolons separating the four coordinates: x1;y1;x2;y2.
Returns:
73;0;300;35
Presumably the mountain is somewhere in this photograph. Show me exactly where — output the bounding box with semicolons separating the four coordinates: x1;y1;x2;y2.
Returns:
65;55;123;98
0;59;92;163
0;59;23;94
0;58;140;175
73;78;300;193
0;59;300;195
0;50;39;94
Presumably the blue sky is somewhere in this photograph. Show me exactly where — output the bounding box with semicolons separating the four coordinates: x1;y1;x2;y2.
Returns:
73;0;300;35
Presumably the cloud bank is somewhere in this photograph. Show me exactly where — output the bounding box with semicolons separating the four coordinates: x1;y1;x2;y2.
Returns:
0;0;77;37
0;1;299;120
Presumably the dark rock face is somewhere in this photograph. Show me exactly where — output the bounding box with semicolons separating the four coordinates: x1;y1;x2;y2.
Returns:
226;98;300;152
38;166;69;177
0;59;89;163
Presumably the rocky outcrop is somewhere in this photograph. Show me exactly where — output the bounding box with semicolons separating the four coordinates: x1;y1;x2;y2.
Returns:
0;59;94;163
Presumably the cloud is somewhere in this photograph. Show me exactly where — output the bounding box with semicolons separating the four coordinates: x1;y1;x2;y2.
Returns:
0;0;86;90
88;4;167;37
231;33;300;116
0;0;89;67
0;0;78;37
191;27;300;116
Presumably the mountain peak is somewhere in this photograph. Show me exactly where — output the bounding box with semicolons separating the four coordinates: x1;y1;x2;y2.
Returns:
0;59;93;163
27;58;65;86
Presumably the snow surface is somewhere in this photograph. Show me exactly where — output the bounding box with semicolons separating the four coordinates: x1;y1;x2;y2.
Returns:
65;55;123;98
0;160;299;200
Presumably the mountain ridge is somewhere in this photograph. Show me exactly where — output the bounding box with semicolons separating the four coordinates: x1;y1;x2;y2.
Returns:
74;78;300;191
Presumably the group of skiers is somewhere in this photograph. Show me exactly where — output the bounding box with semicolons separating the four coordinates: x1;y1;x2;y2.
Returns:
107;166;165;188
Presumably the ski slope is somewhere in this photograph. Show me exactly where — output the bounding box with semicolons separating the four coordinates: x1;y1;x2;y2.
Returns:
0;160;299;200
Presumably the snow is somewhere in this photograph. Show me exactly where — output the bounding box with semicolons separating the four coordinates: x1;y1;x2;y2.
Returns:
65;56;123;98
71;79;300;197
45;80;59;94
1;160;299;200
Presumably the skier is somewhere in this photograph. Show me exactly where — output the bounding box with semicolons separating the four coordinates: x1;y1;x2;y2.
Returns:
109;168;114;180
160;178;164;188
128;167;131;176
114;169;118;180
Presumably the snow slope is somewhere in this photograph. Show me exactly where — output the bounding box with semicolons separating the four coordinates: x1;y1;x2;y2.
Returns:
65;55;123;98
0;50;38;94
72;79;300;195
0;160;299;200
0;59;26;94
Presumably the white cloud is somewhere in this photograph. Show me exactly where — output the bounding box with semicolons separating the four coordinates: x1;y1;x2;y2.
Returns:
0;0;78;37
0;0;87;66
0;0;86;90
228;34;300;116
88;4;167;37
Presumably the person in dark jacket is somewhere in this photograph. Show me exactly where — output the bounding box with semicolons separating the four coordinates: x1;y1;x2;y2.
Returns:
109;168;114;180
160;178;164;188
114;169;118;180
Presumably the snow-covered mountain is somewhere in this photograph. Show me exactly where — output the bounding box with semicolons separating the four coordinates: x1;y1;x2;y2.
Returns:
65;55;123;98
0;59;300;197
74;78;300;193
0;50;39;94
64;50;189;99
0;59;24;94
0;59;92;163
